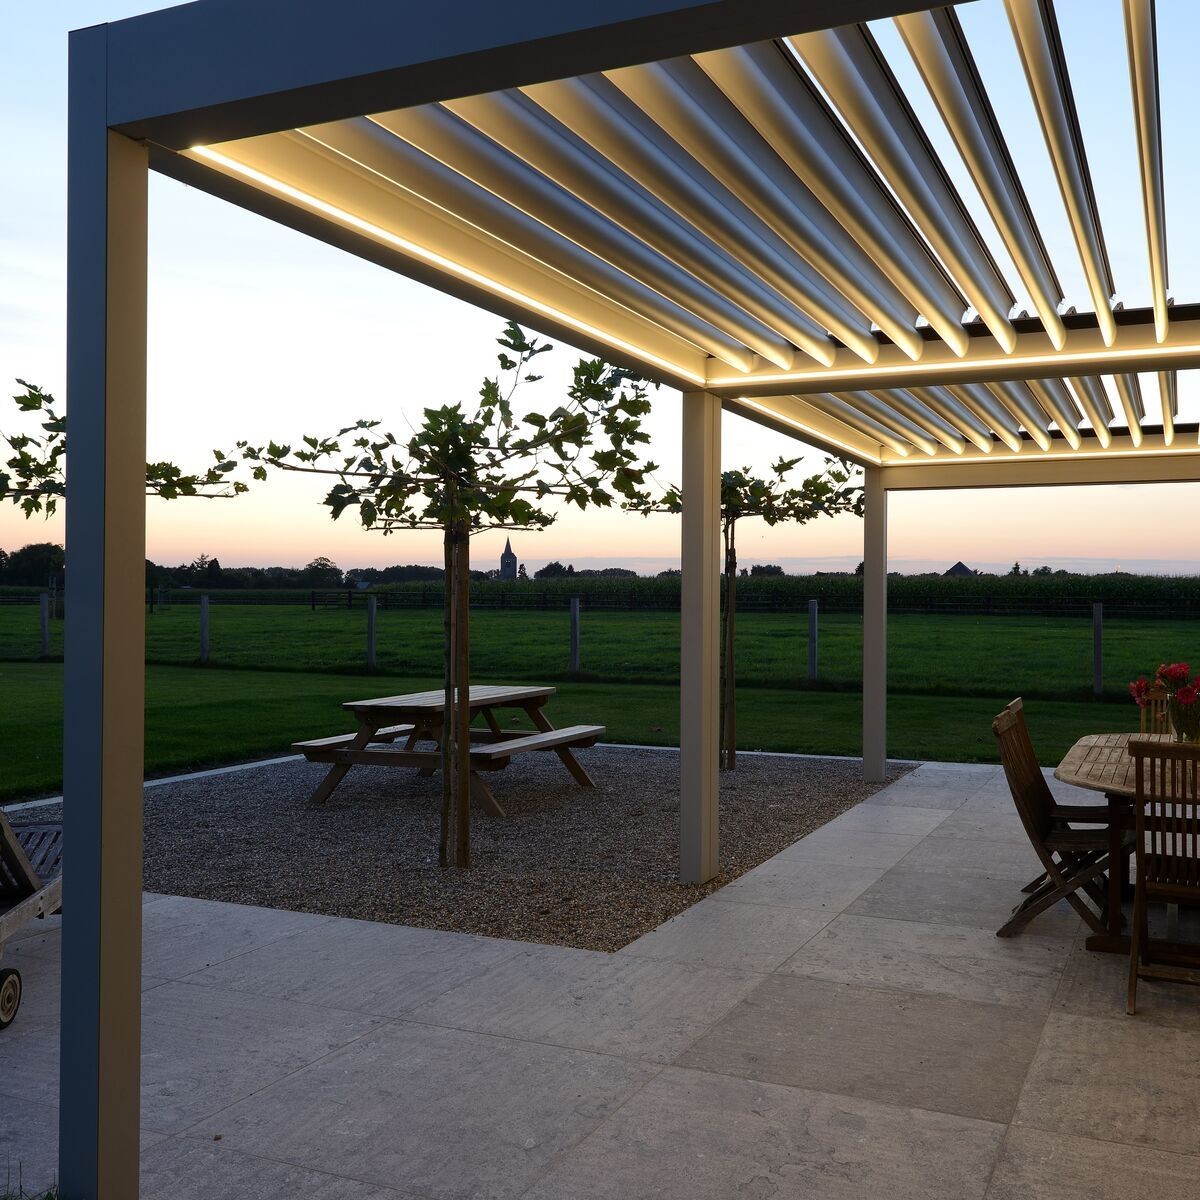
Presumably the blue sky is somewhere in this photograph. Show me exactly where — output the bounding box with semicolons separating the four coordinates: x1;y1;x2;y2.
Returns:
3;0;1199;576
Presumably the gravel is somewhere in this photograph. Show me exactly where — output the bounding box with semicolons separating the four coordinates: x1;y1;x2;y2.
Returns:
11;748;909;952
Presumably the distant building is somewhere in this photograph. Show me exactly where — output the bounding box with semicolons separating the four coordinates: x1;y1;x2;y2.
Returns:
499;537;518;581
944;561;977;577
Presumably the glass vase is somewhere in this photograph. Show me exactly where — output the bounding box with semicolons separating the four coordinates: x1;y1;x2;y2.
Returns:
1168;697;1200;743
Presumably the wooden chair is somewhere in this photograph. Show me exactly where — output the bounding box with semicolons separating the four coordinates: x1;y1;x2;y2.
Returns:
0;813;63;1029
992;700;1128;937
1140;687;1171;736
1126;737;1200;1014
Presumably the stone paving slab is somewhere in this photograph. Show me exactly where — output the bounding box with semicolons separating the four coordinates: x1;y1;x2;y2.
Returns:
4;759;1199;1197
523;1066;1007;1200
675;972;1045;1123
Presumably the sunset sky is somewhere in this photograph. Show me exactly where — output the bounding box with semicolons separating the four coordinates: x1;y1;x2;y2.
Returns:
4;1;1200;576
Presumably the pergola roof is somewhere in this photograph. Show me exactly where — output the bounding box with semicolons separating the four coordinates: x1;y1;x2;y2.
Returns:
141;0;1200;475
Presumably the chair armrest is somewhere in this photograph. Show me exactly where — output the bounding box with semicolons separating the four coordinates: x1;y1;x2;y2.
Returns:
1050;803;1120;823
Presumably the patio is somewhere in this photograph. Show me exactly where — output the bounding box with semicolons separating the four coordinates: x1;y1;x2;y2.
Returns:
6;759;1199;1199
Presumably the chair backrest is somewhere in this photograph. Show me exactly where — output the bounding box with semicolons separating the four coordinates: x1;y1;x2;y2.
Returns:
0;811;42;903
1128;736;1200;892
1140;688;1171;736
992;699;1057;845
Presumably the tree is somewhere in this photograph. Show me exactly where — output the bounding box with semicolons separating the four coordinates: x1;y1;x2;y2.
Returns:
750;563;785;577
630;458;861;770
1031;565;1052;577
535;561;575;579
1009;562;1028;577
517;563;529;581
4;542;64;586
2;380;248;516
237;322;653;867
303;556;343;588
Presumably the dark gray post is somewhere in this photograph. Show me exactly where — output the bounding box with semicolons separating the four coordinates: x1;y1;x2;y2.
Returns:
1093;602;1103;697
61;27;147;1196
569;596;581;674
807;598;819;682
40;592;51;659
200;594;210;664
367;594;378;670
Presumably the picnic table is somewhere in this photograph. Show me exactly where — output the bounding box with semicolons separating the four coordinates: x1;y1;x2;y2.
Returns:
293;684;604;816
1056;731;1171;954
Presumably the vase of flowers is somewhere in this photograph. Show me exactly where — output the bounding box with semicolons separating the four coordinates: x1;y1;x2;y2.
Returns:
1130;662;1200;742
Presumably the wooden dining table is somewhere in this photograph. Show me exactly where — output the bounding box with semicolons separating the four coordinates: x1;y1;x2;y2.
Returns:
1055;731;1171;953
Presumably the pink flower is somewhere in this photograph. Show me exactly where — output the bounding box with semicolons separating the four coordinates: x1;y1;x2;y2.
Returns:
1176;685;1198;707
1158;662;1191;688
1129;677;1151;708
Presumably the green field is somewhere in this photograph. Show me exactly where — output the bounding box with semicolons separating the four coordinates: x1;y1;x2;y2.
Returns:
0;658;1145;803
0;602;1193;699
1;603;1191;801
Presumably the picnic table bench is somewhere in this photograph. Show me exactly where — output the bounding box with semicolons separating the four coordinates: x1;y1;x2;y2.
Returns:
293;684;604;816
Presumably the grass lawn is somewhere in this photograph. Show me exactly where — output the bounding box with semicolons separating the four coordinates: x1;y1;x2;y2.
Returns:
3;604;1195;701
1;660;1141;803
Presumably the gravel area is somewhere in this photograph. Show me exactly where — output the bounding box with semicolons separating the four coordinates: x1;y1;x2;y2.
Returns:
11;748;909;951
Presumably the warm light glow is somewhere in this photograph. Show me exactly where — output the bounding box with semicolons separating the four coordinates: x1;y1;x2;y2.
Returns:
735;397;885;464
883;440;1200;467
705;342;1200;391
189;146;709;387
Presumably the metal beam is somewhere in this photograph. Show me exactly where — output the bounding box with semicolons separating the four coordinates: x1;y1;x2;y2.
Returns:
880;439;1200;489
680;391;721;883
62;27;147;1198
704;307;1200;396
104;0;931;148
726;395;885;464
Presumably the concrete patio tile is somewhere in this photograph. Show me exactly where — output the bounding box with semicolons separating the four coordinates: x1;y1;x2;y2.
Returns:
927;808;1028;844
717;859;886;913
676;973;1044;1123
893;836;1041;882
408;945;758;1062
4;915;61;956
141;1137;417;1199
184;918;524;1017
142;895;333;979
141;980;383;1133
774;828;923;868
823;804;950;836
777;914;1073;1009
861;783;976;811
1014;1010;1200;1156
523;1066;1005;1200
192;1020;657;1200
1054;944;1200;1031
0;1090;58;1196
619;898;832;973
846;866;1082;937
985;1126;1200;1199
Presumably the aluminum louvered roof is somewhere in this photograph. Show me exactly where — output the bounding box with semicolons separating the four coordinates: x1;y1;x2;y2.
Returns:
154;0;1200;470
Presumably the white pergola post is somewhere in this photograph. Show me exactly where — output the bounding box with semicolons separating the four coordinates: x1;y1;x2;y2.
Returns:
679;390;721;883
61;27;148;1198
862;466;888;782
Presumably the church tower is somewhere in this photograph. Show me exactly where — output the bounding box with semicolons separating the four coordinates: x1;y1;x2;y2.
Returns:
499;537;518;581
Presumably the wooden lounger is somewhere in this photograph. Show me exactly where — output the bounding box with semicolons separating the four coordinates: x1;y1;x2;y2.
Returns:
1;812;64;1029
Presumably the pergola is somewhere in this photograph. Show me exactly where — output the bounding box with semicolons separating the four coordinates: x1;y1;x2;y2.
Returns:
64;0;1198;1192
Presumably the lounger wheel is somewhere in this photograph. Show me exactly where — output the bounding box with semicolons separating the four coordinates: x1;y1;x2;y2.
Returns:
0;968;21;1030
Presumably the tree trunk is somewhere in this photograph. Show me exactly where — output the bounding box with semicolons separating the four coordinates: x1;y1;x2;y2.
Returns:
454;520;472;869
439;511;454;868
722;522;737;771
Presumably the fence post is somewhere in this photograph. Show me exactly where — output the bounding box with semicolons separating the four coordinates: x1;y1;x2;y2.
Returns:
807;598;818;683
1092;601;1103;697
569;596;581;674
367;594;377;671
40;592;50;659
199;594;210;664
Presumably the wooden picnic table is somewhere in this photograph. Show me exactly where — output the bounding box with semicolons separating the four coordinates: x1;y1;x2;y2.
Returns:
1056;731;1172;953
293;684;604;816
